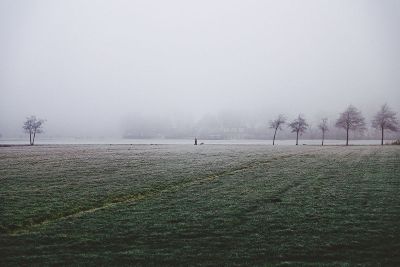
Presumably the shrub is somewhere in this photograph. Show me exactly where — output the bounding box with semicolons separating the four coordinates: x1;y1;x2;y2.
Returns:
391;139;400;145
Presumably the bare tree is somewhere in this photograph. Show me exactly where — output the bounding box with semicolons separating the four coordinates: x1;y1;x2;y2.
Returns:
23;116;45;145
372;104;399;145
269;114;286;145
335;105;365;146
289;114;309;145
318;118;329;146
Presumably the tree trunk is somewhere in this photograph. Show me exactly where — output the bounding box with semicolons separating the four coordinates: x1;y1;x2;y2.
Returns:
322;131;324;146
381;127;384;145
346;128;349;146
273;128;277;145
32;130;36;146
296;131;299;145
29;131;32;145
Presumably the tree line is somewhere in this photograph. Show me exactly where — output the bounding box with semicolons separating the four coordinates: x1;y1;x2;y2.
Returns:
270;104;399;146
23;104;398;146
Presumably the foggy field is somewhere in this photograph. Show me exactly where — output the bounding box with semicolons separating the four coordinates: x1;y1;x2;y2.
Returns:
1;145;400;266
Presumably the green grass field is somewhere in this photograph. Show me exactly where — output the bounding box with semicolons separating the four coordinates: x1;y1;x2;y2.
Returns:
0;145;399;266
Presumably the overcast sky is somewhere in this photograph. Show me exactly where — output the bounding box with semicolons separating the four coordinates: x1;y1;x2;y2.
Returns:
1;0;399;137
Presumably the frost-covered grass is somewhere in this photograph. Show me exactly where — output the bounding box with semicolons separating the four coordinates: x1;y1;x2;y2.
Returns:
0;144;399;266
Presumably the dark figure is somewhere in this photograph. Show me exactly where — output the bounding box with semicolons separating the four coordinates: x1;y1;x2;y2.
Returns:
194;137;198;145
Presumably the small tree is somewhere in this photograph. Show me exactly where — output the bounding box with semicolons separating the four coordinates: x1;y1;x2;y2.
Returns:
289;114;308;145
23;116;45;145
372;104;399;145
335;105;365;146
269;114;286;145
318;118;329;146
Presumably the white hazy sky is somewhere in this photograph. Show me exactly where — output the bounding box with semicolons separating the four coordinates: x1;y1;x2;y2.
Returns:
1;0;399;137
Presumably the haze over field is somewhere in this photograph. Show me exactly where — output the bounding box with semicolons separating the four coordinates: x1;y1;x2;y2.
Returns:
1;0;399;139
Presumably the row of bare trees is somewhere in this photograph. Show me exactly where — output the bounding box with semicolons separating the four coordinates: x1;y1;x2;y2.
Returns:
270;104;399;146
22;104;398;146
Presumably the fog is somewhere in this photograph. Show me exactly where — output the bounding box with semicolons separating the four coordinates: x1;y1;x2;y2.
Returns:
1;0;399;139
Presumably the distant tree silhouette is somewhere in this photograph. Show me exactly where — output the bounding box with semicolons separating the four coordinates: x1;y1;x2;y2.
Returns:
335;105;365;146
289;115;309;145
318;118;329;146
269;114;286;145
372;104;399;145
23;116;45;145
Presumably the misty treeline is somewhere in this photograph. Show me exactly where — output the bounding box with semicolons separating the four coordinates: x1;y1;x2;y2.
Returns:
19;104;398;145
123;104;399;144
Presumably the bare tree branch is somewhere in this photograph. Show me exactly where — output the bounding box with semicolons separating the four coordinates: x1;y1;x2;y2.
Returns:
372;103;399;145
335;105;365;146
23;116;45;145
269;114;286;145
289;114;308;145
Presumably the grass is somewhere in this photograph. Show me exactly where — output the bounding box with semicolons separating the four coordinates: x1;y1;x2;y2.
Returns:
0;144;399;266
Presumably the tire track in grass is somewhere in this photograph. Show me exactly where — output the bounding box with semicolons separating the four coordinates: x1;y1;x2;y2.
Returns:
240;149;359;217
9;148;324;235
262;149;359;204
